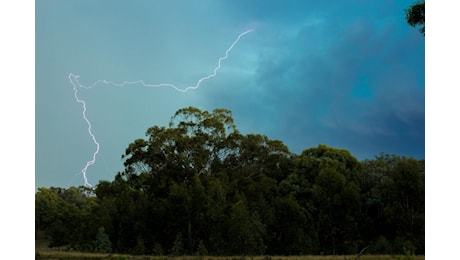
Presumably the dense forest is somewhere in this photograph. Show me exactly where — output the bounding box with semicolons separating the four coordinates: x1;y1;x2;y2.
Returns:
35;107;424;256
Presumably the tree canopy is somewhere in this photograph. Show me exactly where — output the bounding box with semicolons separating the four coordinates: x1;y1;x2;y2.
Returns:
36;107;424;256
405;0;425;35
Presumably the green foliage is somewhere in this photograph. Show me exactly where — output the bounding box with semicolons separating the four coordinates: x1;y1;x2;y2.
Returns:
94;227;112;253
196;240;208;256
35;107;425;256
151;243;164;256
133;236;146;255
228;199;266;255
35;186;98;249
171;233;185;256
405;1;425;35
371;236;391;254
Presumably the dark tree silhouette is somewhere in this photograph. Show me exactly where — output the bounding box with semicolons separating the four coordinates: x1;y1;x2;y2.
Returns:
35;107;425;256
405;1;425;35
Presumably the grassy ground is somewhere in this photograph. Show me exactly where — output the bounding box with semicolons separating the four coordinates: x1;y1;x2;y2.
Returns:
36;240;424;260
35;250;425;260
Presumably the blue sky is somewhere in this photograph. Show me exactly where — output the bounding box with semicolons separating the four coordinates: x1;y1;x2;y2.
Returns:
36;0;425;189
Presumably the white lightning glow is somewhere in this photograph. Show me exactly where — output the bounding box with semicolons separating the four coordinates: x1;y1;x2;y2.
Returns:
69;74;99;188
69;29;254;187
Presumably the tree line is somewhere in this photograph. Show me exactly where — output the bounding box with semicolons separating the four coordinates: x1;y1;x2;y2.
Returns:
36;107;424;256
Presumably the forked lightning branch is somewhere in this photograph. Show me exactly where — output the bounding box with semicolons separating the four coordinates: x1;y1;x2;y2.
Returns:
68;29;254;188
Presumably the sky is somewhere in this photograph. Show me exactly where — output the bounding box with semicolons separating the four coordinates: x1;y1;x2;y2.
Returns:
35;0;425;190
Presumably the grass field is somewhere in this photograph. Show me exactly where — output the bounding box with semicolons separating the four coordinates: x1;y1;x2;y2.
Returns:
35;250;425;260
36;240;424;260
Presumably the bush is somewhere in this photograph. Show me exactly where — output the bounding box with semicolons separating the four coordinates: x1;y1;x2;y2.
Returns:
171;233;184;256
372;236;391;254
197;240;208;256
93;227;112;253
152;242;164;255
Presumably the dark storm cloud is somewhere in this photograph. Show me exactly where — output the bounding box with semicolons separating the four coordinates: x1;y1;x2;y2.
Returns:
36;0;424;190
209;1;424;159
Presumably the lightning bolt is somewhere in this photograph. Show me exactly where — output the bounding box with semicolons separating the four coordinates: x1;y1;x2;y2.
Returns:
69;74;99;188
69;29;254;187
